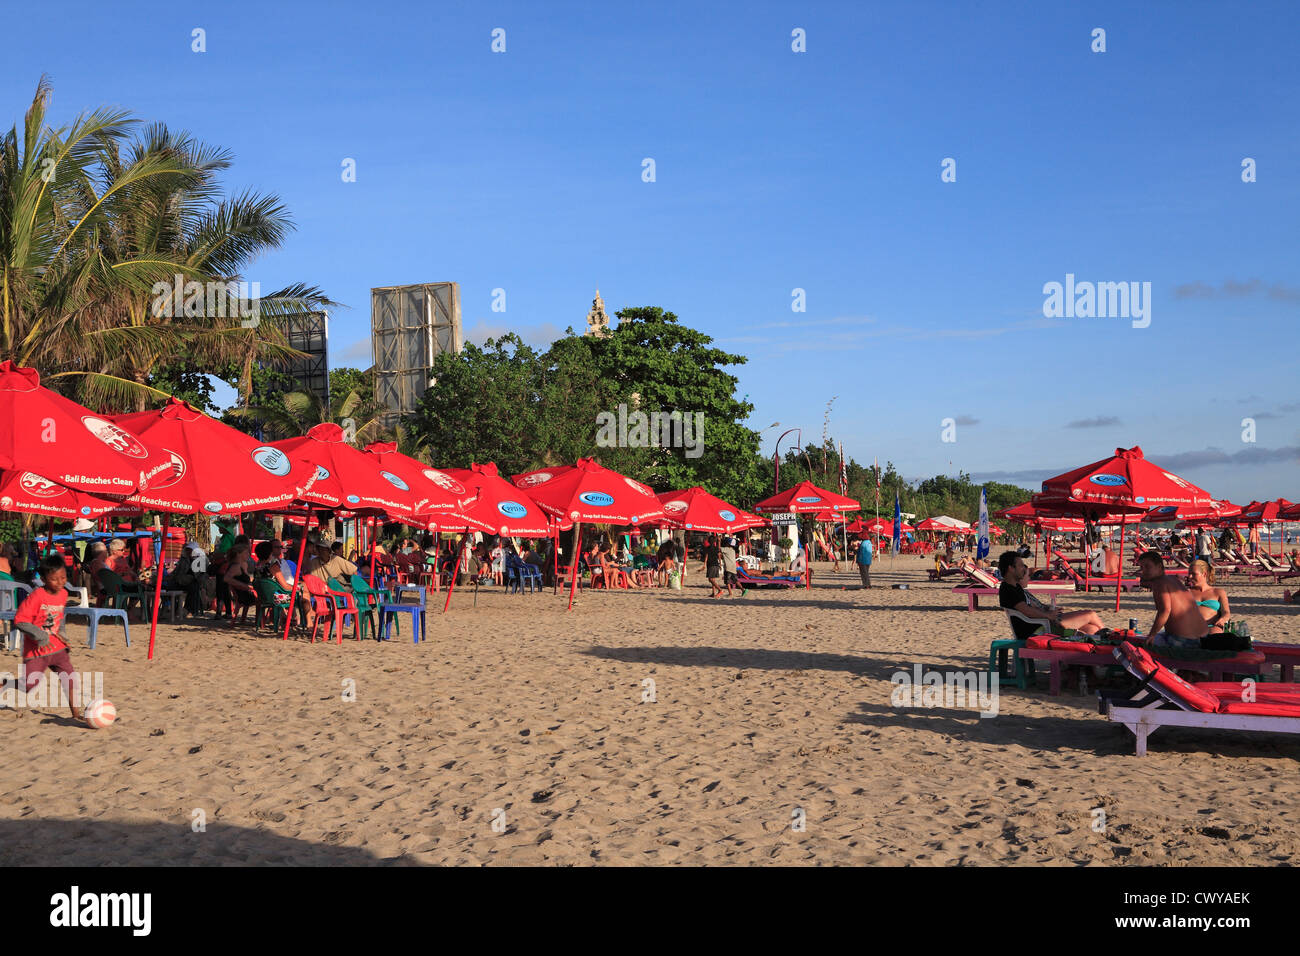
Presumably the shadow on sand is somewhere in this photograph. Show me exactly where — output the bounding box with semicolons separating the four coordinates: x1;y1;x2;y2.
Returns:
0;819;419;866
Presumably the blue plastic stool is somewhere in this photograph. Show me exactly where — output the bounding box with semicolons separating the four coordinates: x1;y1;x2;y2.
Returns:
65;607;131;650
379;584;426;644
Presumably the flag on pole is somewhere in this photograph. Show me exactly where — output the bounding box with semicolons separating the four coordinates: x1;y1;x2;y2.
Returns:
891;491;902;552
874;456;881;509
977;486;990;560
838;442;847;497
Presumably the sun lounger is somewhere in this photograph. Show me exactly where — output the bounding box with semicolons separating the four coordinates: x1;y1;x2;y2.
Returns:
926;559;964;581
950;565;1073;611
735;565;800;589
1098;641;1300;755
1254;642;1300;682
1019;632;1263;696
1255;554;1300;582
1051;550;1142;592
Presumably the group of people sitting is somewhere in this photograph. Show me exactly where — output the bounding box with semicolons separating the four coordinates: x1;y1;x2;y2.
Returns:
999;549;1237;650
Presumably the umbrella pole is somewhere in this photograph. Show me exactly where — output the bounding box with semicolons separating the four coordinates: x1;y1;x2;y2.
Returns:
443;533;466;613
146;523;165;660
1115;519;1127;613
283;509;310;641
567;523;581;611
553;527;559;594
44;515;54;556
368;516;377;589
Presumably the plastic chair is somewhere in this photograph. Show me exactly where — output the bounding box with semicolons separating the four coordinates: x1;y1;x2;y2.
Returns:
253;577;287;631
349;574;387;640
0;580;32;651
62;584;131;650
299;575;359;644
380;583;426;643
96;568;146;617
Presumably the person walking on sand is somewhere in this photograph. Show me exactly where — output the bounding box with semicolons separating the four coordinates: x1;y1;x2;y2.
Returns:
854;535;873;589
698;537;728;597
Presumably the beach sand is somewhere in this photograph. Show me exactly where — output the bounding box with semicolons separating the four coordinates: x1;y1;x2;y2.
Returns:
3;554;1299;866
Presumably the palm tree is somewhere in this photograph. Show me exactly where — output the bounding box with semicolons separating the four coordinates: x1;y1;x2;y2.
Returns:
228;384;387;445
0;79;335;412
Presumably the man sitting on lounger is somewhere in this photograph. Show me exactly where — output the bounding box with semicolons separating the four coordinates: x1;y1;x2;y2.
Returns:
1136;551;1208;649
998;551;1104;639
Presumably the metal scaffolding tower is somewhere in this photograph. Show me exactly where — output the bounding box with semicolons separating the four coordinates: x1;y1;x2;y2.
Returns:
370;282;462;423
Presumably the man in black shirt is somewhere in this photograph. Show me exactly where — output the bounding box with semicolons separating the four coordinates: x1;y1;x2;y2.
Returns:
998;551;1104;639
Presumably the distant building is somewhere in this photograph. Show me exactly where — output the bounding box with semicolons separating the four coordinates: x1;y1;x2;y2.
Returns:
281;310;330;406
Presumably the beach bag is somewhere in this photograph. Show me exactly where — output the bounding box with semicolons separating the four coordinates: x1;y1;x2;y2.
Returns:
668;569;682;590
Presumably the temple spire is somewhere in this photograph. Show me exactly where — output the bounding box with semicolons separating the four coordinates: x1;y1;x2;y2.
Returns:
585;288;610;337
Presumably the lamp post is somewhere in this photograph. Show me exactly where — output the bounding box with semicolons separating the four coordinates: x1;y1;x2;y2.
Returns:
773;427;801;494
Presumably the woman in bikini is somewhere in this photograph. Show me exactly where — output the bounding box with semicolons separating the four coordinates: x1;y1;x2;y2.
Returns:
1186;559;1231;633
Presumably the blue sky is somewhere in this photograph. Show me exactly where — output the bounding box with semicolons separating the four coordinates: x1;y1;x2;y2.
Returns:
5;0;1297;502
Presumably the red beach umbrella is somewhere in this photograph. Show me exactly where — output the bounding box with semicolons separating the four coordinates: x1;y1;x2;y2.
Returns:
360;443;468;519
441;463;553;537
513;458;665;609
0;360;170;495
1041;445;1216;609
657;487;754;533
752;480;860;516
272;423;421;517
114;398;320;516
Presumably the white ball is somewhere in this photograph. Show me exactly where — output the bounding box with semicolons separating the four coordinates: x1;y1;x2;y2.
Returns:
85;699;117;729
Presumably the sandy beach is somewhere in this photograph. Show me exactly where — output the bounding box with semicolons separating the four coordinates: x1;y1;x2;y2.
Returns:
3;554;1298;866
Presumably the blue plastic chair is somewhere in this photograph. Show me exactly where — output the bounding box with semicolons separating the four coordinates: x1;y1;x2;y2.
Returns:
62;585;131;650
0;580;32;651
379;583;426;643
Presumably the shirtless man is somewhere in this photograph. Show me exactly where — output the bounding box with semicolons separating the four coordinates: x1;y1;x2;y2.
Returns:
1136;551;1208;649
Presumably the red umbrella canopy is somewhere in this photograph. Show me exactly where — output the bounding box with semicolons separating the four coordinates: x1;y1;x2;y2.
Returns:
0;360;171;495
752;480;860;515
657;487;754;533
360;442;467;518
512;458;665;525
1281;500;1300;522
848;517;894;535
439;462;555;536
1040;446;1215;515
0;469;142;519
1140;497;1238;524
112;398;321;515
1232;499;1293;524
272;423;418;516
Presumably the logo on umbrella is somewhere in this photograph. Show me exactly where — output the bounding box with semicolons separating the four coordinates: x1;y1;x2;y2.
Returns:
81;416;148;459
795;496;822;504
663;500;687;514
497;501;527;518
718;509;736;521
518;472;552;487
0;497;10;509
19;473;64;498
381;471;410;491
423;469;466;495
252;446;291;476
346;495;361;504
1089;474;1127;486
203;500;223;513
315;466;331;481
579;492;614;507
80;506;92;516
148;450;188;490
623;476;652;496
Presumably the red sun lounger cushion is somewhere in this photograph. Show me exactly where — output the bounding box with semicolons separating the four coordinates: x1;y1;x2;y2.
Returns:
1115;642;1222;713
1216;700;1300;717
1197;682;1300;703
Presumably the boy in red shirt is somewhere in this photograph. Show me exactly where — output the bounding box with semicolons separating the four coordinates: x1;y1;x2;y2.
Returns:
14;555;82;721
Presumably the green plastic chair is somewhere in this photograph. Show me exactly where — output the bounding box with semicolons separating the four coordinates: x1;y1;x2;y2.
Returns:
254;577;286;630
350;573;396;638
96;568;145;617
